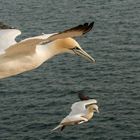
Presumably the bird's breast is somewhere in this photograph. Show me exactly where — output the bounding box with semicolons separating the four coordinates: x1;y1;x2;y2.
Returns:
84;112;94;120
0;54;42;79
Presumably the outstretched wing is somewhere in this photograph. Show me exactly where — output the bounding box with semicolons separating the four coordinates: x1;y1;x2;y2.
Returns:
0;29;21;54
0;21;14;29
69;99;97;116
40;22;94;45
0;22;94;55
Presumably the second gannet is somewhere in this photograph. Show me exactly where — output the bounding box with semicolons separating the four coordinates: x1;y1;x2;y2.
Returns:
0;22;95;79
52;94;99;131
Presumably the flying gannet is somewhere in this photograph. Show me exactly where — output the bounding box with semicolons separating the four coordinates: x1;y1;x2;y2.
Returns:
52;94;99;131
0;22;95;79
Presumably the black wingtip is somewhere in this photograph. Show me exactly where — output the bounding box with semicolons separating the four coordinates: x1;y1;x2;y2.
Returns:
90;21;94;28
83;21;94;34
0;22;14;29
78;93;90;101
83;22;94;27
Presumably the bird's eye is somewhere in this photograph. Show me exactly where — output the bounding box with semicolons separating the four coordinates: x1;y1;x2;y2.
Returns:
70;46;80;51
74;46;80;50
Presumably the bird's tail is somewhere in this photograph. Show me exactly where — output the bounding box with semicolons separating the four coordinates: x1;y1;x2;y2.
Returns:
51;124;63;132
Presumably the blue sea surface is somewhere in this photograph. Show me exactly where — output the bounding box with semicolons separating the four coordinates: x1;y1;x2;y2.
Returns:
0;0;140;139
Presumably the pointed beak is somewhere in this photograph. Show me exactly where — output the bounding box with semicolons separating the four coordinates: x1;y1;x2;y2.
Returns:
96;108;99;113
72;47;95;63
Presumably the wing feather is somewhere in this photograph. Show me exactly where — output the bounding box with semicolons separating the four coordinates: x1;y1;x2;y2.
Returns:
61;115;87;125
0;29;21;54
40;22;94;45
69;99;97;116
0;21;14;29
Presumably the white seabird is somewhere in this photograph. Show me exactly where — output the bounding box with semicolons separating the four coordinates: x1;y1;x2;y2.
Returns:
0;22;95;79
52;98;99;131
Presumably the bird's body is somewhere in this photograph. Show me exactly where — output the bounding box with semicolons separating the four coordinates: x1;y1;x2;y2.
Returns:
0;37;44;78
52;99;99;131
0;36;79;78
0;22;95;79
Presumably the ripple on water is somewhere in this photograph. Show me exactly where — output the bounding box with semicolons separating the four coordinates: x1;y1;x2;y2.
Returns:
0;0;140;139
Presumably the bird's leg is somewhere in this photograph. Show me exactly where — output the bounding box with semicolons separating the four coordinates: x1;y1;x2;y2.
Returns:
61;126;66;131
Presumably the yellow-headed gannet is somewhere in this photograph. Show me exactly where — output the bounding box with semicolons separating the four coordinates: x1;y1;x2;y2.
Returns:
52;94;99;131
0;22;95;79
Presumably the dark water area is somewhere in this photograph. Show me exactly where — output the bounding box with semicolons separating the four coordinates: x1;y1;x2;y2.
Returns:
0;0;140;139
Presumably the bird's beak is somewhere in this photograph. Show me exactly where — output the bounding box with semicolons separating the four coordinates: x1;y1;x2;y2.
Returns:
96;108;99;113
72;47;95;63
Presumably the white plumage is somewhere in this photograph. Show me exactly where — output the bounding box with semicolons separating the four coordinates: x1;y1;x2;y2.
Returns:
0;29;21;54
52;99;99;131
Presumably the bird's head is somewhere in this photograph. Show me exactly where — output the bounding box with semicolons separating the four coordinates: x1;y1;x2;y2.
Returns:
53;37;95;63
91;104;99;113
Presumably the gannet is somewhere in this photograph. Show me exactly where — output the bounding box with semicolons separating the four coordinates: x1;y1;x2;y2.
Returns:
52;94;99;131
0;22;95;79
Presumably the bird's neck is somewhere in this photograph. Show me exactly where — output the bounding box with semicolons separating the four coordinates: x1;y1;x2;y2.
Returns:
37;41;64;62
84;106;94;120
85;111;94;120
